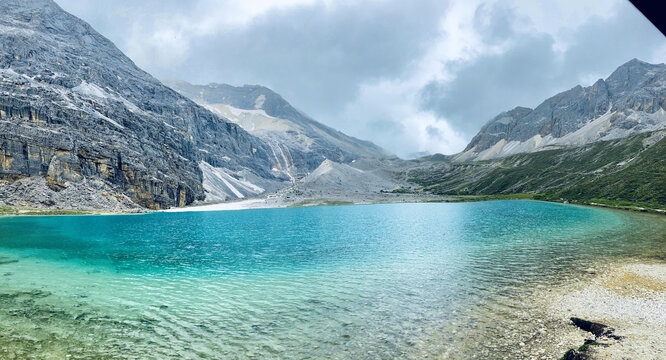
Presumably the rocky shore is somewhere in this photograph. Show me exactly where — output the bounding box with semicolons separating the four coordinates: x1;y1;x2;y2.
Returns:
535;262;666;359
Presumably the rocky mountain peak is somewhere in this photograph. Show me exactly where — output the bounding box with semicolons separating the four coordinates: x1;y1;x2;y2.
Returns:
0;1;280;209
165;80;391;177
458;59;666;161
605;58;666;97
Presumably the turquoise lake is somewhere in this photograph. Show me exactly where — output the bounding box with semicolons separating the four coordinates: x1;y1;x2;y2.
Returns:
0;200;664;359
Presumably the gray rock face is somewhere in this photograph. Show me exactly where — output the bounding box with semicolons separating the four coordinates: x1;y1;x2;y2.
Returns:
165;80;392;178
0;0;281;209
464;59;666;157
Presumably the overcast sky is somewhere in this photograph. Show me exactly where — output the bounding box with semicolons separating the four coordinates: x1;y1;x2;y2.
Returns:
55;0;666;157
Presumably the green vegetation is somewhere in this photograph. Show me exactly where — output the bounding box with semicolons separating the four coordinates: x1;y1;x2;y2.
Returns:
407;131;666;213
547;135;666;208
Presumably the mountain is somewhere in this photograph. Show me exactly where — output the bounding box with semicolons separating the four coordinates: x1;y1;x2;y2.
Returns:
407;130;666;209
0;0;286;210
404;59;666;210
457;59;666;161
164;80;391;179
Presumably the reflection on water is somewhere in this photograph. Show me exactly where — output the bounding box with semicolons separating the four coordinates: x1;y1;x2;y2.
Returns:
0;201;664;359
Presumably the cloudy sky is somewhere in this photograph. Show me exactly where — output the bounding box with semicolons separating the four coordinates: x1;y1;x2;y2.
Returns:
55;0;665;157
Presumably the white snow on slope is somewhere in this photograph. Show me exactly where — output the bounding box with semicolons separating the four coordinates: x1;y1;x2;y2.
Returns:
199;161;264;201
456;108;666;161
72;80;109;99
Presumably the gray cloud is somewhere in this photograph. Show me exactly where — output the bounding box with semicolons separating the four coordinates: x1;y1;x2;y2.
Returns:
180;1;448;120
54;0;666;154
421;4;666;138
425;125;443;140
367;119;405;136
56;0;448;120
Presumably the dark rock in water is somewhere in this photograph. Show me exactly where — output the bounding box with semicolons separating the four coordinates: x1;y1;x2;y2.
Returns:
25;289;53;298
559;340;601;360
0;257;19;265
570;317;621;340
75;312;91;321
159;305;169;310
560;345;592;360
559;318;623;360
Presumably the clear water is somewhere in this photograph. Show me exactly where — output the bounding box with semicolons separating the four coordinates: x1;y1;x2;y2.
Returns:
0;200;664;359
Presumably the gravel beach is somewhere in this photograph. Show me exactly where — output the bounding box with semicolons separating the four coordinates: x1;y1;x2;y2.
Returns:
535;262;666;359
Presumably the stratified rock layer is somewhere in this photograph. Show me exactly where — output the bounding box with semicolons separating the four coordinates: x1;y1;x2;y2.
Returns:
0;0;279;209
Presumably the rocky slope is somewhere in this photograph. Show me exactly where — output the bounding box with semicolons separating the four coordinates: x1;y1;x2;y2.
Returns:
457;59;666;161
0;0;285;210
164;80;392;179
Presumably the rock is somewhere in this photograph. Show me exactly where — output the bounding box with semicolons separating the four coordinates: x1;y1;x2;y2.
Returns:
569;317;622;339
0;0;281;210
0;257;19;265
165;81;391;177
558;318;626;360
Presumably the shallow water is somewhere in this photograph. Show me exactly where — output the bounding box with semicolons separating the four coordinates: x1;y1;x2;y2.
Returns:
0;200;664;359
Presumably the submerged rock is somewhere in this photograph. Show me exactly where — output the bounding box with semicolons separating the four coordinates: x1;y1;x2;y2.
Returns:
0;257;19;265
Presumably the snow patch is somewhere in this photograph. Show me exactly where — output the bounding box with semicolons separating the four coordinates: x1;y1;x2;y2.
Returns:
458;108;666;161
72;81;110;99
199;161;264;202
254;94;266;109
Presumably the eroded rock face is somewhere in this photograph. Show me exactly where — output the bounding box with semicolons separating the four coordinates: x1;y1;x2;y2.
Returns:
463;59;666;159
0;0;280;209
165;80;392;178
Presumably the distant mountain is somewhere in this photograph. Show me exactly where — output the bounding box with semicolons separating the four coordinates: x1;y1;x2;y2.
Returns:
0;0;286;209
164;80;392;179
407;130;666;209
457;59;666;161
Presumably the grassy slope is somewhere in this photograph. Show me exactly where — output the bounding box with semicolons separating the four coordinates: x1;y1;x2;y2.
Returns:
407;131;666;210
551;135;666;208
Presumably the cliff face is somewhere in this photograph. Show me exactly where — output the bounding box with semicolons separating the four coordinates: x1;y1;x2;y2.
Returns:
0;0;281;209
459;59;666;161
165;81;392;179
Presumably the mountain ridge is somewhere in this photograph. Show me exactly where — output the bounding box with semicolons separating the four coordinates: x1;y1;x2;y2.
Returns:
0;0;283;209
457;58;666;161
164;79;392;178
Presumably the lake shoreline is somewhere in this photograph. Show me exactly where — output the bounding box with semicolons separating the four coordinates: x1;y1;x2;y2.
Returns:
2;194;665;217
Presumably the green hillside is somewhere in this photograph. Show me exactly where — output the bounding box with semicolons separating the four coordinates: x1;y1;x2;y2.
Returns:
406;131;666;210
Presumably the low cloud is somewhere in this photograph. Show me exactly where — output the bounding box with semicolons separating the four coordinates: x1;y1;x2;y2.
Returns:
55;0;666;156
